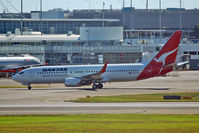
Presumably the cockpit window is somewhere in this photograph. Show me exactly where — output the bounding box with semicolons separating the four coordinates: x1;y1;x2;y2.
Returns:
19;72;24;75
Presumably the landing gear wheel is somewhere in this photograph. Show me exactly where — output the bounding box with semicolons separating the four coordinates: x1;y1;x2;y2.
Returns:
28;86;32;90
98;83;103;89
92;84;98;90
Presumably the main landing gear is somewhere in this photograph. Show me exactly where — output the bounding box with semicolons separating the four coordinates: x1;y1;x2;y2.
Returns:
92;83;103;90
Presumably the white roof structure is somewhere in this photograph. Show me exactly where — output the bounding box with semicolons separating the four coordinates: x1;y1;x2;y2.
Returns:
0;34;80;42
0;27;124;42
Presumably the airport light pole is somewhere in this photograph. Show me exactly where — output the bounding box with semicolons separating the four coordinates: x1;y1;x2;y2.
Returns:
122;0;125;28
180;0;182;31
159;0;162;43
146;0;148;10
102;2;105;27
40;0;43;35
86;29;90;45
20;0;23;35
130;0;133;44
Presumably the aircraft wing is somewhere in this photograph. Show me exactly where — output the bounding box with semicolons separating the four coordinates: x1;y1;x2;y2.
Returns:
81;61;108;81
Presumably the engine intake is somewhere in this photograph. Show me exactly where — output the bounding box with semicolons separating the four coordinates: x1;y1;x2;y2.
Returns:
65;77;82;87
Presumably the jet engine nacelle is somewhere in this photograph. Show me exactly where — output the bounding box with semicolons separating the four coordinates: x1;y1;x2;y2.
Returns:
65;77;82;87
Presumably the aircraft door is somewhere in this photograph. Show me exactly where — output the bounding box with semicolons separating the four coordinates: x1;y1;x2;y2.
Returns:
28;70;35;79
147;66;152;75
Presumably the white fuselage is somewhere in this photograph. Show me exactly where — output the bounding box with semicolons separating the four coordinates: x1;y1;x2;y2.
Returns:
13;63;145;85
0;57;41;70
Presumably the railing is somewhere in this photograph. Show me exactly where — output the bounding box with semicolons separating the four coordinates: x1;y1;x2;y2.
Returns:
0;45;142;54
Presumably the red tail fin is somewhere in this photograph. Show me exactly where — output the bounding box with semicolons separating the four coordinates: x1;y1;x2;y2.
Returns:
99;61;108;73
137;31;182;80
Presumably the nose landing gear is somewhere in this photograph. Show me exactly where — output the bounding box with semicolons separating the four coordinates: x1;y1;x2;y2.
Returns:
28;85;32;90
22;83;32;90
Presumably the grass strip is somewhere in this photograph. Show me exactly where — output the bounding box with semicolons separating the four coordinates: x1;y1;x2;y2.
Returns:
0;114;199;133
69;92;199;103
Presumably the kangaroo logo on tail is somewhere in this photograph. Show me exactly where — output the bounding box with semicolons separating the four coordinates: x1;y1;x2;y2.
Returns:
153;48;178;73
137;31;182;80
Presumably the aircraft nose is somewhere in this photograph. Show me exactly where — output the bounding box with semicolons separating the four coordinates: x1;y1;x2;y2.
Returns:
12;74;20;82
34;58;41;64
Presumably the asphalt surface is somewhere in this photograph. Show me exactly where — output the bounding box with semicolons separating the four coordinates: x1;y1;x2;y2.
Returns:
0;102;199;115
0;71;199;115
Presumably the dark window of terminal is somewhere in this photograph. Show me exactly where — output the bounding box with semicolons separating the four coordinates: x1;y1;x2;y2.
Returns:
156;47;160;51
189;51;197;55
184;51;188;54
42;40;47;45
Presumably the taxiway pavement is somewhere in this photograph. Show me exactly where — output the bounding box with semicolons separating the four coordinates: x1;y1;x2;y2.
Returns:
0;102;199;115
0;71;199;115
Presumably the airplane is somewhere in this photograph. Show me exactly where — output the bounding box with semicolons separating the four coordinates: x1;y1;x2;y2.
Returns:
12;31;185;90
0;55;41;73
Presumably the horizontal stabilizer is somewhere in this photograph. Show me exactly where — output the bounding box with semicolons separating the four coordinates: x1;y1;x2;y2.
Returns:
177;61;189;67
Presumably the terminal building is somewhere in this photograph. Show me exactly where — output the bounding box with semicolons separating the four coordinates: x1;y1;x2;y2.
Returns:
0;18;120;34
122;8;199;33
0;27;143;65
1;8;199;36
179;44;199;70
72;8;199;36
0;26;199;69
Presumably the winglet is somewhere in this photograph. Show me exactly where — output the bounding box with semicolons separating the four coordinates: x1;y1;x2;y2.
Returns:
99;61;108;73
